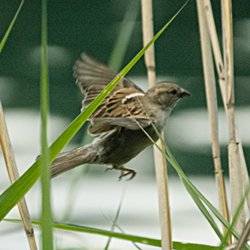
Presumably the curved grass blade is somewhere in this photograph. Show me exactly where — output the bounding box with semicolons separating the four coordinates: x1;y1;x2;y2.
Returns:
0;1;189;221
165;146;239;236
183;180;223;240
0;0;24;53
134;122;224;240
167;146;250;249
5;218;220;250
135;121;245;244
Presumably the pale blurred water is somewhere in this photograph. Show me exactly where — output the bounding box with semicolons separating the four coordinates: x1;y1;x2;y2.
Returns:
0;108;248;250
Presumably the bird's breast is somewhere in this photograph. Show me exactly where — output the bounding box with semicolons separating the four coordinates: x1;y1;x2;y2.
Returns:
94;126;160;166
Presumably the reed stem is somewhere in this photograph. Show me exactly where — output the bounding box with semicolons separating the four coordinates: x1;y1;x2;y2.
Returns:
0;102;38;250
221;0;246;235
141;1;172;249
196;0;230;238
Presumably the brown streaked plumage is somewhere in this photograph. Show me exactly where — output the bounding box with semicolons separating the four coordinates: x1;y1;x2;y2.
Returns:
51;53;190;180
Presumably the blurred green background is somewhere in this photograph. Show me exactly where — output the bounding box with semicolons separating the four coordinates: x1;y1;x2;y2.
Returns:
0;0;249;175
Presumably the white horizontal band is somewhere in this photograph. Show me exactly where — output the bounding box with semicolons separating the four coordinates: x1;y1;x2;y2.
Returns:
122;93;144;104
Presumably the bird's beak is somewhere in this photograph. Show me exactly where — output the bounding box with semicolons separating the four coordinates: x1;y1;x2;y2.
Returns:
180;88;191;98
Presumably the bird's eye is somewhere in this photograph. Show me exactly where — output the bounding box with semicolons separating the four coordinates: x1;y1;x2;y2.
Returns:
170;89;177;95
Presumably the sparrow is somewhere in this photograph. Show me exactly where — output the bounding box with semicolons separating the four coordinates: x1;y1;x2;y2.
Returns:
51;53;190;180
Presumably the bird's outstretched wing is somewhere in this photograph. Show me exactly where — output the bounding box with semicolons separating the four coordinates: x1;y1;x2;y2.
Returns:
73;53;143;104
73;53;151;134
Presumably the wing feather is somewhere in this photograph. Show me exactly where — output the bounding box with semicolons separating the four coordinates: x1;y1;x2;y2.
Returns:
73;53;151;134
73;53;143;93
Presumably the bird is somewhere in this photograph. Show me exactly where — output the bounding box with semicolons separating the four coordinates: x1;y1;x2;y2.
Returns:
51;53;190;180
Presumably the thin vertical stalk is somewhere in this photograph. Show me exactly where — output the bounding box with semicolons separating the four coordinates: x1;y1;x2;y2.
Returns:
196;0;230;237
141;0;156;88
141;1;172;249
40;0;53;248
0;102;38;250
221;0;246;234
202;0;226;104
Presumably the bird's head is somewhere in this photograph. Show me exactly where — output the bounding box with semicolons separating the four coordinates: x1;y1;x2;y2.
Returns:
146;82;190;110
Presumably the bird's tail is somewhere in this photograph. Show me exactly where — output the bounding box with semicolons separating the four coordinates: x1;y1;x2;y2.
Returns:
51;144;96;178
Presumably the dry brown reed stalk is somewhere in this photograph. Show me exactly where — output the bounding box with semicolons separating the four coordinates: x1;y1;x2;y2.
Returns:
0;102;38;250
221;0;247;234
202;0;226;102
196;0;230;237
205;0;250;208
141;0;172;249
197;0;250;239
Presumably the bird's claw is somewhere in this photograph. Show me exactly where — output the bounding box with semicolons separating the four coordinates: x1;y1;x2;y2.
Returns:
118;167;136;181
105;165;137;180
